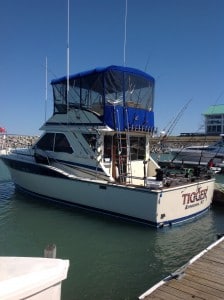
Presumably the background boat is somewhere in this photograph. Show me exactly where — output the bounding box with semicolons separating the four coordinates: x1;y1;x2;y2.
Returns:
171;134;224;164
0;158;224;300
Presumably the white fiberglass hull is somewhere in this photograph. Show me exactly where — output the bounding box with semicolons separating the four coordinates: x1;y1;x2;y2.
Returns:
2;157;215;228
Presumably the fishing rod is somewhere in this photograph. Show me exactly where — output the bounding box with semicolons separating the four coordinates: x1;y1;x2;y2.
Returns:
164;98;192;138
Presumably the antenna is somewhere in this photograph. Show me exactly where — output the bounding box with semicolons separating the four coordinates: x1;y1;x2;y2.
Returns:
67;0;70;114
45;56;48;122
123;0;128;66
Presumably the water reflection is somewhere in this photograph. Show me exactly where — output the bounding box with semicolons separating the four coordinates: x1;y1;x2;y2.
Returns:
153;211;217;275
0;159;224;300
0;182;15;224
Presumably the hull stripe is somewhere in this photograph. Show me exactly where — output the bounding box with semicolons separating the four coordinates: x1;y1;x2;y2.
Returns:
1;157;105;178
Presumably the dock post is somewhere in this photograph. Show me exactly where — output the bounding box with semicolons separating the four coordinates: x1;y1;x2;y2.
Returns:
44;244;57;258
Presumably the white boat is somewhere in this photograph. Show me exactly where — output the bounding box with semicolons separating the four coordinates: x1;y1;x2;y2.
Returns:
0;66;215;227
0;256;69;300
171;134;224;164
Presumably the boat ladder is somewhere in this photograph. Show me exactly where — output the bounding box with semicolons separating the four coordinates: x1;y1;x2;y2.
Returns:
113;106;132;184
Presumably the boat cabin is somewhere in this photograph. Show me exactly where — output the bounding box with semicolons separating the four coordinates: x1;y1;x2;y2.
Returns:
37;66;158;184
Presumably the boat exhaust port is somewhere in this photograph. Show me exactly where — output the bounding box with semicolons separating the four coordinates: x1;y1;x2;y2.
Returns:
99;185;107;190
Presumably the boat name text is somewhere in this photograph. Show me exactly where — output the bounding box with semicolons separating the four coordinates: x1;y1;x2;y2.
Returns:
182;187;208;205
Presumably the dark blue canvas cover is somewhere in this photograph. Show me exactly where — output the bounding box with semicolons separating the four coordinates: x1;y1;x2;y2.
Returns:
51;65;155;131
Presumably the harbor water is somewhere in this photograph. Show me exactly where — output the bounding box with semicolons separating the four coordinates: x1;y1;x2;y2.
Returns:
0;159;224;300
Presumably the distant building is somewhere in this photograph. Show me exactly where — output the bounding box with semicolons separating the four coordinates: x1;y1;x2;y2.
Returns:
203;104;224;135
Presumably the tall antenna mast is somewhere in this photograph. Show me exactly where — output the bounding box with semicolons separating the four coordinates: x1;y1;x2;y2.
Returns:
67;0;70;114
45;56;48;122
123;0;128;66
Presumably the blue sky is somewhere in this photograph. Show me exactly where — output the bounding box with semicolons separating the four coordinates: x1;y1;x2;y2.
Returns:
0;0;223;136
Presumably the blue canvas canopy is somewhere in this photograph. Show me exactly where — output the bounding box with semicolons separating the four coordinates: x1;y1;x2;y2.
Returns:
51;65;154;86
51;65;155;131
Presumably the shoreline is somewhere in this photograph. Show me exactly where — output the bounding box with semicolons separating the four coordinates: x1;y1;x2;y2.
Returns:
0;134;220;152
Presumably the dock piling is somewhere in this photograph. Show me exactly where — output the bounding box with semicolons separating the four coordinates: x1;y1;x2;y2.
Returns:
44;244;57;258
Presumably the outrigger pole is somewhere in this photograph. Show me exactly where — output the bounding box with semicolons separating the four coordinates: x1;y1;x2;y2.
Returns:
67;0;70;117
45;56;48;122
123;0;128;67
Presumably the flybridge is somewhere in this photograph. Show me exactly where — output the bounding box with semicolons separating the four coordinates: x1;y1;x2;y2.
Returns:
51;65;155;131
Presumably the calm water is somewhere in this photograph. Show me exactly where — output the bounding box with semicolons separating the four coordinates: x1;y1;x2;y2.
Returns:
0;160;224;300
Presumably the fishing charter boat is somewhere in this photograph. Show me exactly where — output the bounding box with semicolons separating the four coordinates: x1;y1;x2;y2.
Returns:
0;66;215;227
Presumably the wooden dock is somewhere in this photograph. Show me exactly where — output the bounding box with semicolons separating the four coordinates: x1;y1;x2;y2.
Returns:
139;235;224;300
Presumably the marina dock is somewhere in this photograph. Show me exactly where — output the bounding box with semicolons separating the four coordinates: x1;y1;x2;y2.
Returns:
139;235;224;300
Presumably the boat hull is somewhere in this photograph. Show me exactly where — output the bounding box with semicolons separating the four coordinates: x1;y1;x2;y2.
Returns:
1;156;215;228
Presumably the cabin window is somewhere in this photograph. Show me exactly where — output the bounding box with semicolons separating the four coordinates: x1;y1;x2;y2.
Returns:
104;136;113;160
53;81;82;113
83;134;97;152
53;85;67;113
130;136;145;160
80;73;104;116
54;133;73;153
36;133;73;153
81;89;103;115
36;133;54;151
67;78;81;109
124;75;153;110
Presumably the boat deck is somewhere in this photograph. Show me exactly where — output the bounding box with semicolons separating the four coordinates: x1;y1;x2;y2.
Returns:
139;235;224;299
120;175;212;191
